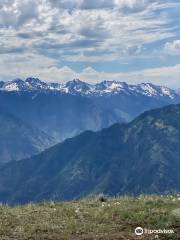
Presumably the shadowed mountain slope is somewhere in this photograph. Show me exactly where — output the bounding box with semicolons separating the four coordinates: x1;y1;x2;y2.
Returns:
0;104;180;204
0;109;55;164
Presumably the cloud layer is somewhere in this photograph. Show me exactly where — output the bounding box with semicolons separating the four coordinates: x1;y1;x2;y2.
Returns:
0;0;180;86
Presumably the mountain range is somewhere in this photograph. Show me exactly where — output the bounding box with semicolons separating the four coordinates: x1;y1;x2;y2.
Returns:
0;78;179;98
0;103;180;204
0;78;180;146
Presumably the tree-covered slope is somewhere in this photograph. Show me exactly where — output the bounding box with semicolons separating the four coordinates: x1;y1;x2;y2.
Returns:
0;104;180;204
0;110;55;164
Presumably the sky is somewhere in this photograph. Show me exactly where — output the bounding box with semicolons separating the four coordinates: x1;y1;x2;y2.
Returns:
0;0;180;88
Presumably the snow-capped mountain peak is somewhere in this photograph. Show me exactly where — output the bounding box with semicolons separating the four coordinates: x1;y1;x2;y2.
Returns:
95;81;129;94
25;78;49;90
136;83;176;99
65;79;92;94
2;79;28;91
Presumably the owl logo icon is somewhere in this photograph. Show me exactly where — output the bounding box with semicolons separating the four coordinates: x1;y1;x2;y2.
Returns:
135;227;144;236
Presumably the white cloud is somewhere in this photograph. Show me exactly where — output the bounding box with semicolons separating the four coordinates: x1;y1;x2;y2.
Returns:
0;0;40;28
0;0;177;62
1;52;180;88
0;52;58;80
114;0;151;12
49;0;152;11
0;0;180;87
77;65;180;88
164;40;180;55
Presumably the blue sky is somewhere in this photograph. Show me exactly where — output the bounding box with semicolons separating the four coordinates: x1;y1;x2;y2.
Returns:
0;0;180;87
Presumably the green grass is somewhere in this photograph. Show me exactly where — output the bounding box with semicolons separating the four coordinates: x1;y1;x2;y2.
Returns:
0;195;180;240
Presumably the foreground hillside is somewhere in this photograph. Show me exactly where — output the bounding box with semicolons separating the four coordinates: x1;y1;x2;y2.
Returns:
0;196;179;240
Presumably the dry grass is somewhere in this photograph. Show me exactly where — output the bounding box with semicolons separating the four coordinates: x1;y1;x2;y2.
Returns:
0;195;180;240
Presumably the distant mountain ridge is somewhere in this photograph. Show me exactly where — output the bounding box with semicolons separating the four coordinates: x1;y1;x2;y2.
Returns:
0;78;180;142
0;78;179;99
0;104;180;204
